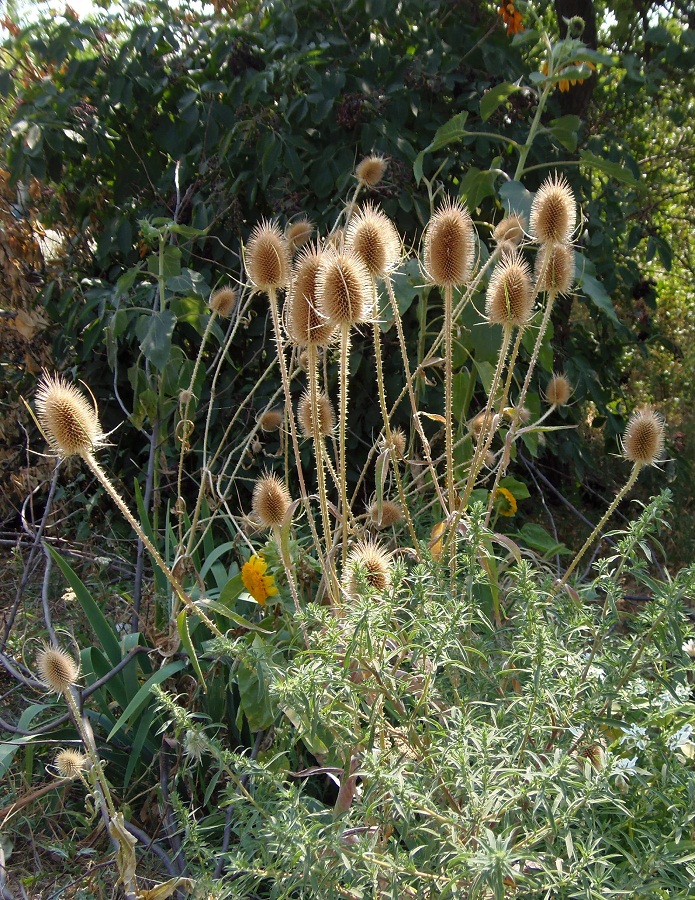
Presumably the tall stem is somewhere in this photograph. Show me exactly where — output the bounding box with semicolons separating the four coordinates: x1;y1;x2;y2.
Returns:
553;464;642;595
443;283;455;515
338;323;352;572
82;452;222;637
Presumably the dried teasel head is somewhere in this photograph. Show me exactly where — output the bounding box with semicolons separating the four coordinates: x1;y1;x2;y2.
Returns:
545;373;572;407
245;220;290;293
422;198;475;288
37;643;79;694
529;174;576;245
368;499;403;528
344;538;393;595
55;748;88;778
380;427;406;458
485;252;534;328
285;217;314;255
346;202;401;277
251;471;292;528
317;250;372;327
355;154;388;187
493;213;526;255
534;243;575;295
622;407;665;468
257;408;284;432
35;373;105;459
298;390;335;438
286;245;336;347
208;285;238;318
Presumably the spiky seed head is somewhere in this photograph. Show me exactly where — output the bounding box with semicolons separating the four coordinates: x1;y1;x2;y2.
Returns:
285;217;314;255
485;252;534;327
380;427;406;458
545;373;572;407
55;748;88;778
317;250;372;327
251;472;292;529
529;174;576;245
535;243;575;295
355;154;388;187
346;203;401;277
37;643;79;694
368;499;403;528
298;391;335;438
423;199;475;287
622;407;665;467
469;410;494;440
35;373;104;459
208;286;238;318
286;245;336;347
245;220;290;292
344;538;393;595
258;408;284;432
493;213;526;247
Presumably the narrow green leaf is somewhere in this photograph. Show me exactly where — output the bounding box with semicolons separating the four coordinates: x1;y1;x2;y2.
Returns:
177;611;206;692
579;150;638;185
106;661;186;742
46;546;122;667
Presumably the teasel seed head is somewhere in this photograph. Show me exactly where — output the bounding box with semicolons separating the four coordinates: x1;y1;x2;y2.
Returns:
245;220;290;293
380;427;407;458
252;472;292;529
545;373;572;407
344;538;393;595
622;407;665;468
422;198;475;287
493;213;526;248
346;202;401;277
485;252;534;328
286;245;336;347
285;217;314;255
529;174;576;245
368;499;403;528
355;154;388;187
317;250;372;327
35;373;104;459
258;408;284;432
208;285;238;318
535;242;575;295
55;748;88;778
37;643;79;694
469;410;495;441
298;390;335;438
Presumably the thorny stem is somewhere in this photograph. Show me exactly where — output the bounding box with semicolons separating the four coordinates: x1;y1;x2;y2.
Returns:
443;283;455;517
553;464;643;595
338;323;352;573
82;451;222;637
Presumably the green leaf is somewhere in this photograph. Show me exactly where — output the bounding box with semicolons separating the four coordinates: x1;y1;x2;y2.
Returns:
545;115;580;152
218;572;245;607
46;546;122;667
0;704;52;779
147;245;182;278
177;610;206;692
197;601;273;633
106;661;186;742
516;523;571;557
238;659;276;732
480;82;521;122
574;254;622;327
499;476;530;500
414;111;468;183
498;180;534;221
137;309;176;370
579;150;638;185
460;167;497;211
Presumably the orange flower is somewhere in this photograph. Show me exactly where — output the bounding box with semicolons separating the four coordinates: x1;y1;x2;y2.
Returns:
541;60;596;92
241;555;278;606
498;2;524;36
494;487;517;517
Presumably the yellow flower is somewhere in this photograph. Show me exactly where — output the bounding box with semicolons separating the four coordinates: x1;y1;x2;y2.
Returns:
429;521;446;560
241;555;278;606
494;487;517;517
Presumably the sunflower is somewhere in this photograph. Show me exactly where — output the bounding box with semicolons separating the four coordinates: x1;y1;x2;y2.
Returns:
241;555;278;606
498;2;523;36
494;487;518;517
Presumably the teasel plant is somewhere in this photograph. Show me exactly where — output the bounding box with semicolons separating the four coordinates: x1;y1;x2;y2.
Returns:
553;407;666;595
316;247;373;574
345;202;420;553
33;373;223;638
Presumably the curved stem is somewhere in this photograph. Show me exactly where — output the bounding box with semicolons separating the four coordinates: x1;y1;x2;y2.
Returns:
553;464;642;595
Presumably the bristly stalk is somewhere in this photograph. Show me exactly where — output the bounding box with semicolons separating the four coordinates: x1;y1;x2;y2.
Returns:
444;282;455;518
337;322;352;572
370;281;420;553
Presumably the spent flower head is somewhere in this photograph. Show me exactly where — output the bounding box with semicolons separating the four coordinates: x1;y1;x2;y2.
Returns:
35;372;105;459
